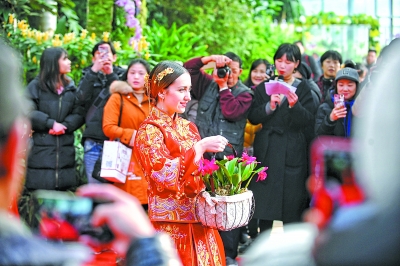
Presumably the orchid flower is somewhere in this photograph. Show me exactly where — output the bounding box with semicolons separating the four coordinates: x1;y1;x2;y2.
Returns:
198;153;268;196
256;167;268;182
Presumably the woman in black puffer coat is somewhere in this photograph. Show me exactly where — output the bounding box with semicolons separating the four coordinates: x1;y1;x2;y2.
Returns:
25;47;84;190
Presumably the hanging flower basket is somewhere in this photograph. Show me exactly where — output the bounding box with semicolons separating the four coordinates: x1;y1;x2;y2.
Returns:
195;190;254;231
194;144;267;230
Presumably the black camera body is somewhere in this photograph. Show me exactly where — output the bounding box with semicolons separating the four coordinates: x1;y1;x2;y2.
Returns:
217;65;231;78
266;64;276;78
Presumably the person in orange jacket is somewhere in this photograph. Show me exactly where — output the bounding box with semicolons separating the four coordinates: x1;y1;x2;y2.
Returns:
103;59;152;208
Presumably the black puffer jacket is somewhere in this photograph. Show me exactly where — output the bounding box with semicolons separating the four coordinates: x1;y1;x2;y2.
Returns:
77;65;125;142
25;77;84;190
315;89;356;137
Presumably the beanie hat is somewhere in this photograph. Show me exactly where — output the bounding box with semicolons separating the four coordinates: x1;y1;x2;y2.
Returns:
335;67;359;84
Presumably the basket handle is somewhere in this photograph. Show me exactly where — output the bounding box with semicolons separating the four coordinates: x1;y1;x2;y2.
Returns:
209;143;237;194
211;143;237;159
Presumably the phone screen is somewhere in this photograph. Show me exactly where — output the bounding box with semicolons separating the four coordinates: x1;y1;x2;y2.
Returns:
324;149;353;185
98;46;108;60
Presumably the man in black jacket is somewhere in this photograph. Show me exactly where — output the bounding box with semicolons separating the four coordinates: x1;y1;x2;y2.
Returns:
77;41;125;184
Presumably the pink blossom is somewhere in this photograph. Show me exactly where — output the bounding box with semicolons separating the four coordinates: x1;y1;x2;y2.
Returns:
256;167;268;182
198;159;209;175
115;0;129;6
126;14;138;28
115;0;143;44
124;2;136;15
205;158;219;173
242;152;257;165
226;155;235;160
199;158;219;175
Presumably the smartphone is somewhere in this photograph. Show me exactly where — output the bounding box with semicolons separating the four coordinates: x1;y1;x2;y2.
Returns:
34;190;114;243
310;136;353;186
98;46;108;60
309;136;364;224
334;94;345;108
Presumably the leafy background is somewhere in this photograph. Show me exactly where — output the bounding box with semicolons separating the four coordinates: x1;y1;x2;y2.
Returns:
0;0;380;189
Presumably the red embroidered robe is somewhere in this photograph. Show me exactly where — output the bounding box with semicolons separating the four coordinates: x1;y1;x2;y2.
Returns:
135;107;225;266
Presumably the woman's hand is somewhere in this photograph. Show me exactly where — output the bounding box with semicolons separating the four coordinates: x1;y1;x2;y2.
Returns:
287;91;298;108
329;106;347;121
49;122;67;135
270;94;281;110
77;184;156;256
194;135;228;161
129;130;137;147
201;55;232;68
91;51;113;74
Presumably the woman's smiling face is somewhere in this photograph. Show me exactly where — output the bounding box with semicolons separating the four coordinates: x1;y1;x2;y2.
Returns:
161;72;192;116
337;79;357;100
251;63;267;86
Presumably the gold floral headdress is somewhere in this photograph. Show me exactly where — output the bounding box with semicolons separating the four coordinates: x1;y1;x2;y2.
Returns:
155;67;174;85
144;67;175;102
144;73;150;93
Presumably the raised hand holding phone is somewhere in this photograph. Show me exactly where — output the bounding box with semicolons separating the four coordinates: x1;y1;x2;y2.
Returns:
77;184;156;256
34;190;114;243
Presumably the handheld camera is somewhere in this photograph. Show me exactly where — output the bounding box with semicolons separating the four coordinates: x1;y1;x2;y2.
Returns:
216;65;231;78
266;64;276;78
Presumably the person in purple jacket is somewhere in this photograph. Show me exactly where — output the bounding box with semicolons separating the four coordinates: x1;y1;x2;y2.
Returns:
184;52;253;266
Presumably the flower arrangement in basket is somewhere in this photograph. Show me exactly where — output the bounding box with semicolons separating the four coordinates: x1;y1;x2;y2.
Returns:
195;144;268;231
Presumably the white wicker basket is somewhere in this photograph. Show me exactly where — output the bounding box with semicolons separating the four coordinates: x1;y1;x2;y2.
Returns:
195;190;254;231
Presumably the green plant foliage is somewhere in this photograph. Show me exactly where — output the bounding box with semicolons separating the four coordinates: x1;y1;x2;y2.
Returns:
145;0;300;78
74;128;87;186
72;0;88;28
0;0;81;34
300;11;380;51
143;20;209;64
146;0;252;55
86;0;114;37
232;13;298;78
1;13;150;83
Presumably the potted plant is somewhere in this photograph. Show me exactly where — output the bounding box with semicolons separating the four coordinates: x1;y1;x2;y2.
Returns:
195;146;268;231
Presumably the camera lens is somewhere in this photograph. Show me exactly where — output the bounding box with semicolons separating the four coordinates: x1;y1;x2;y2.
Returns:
217;68;227;78
217;66;230;78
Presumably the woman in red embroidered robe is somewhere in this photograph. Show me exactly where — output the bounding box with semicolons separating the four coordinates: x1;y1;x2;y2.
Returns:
134;61;228;266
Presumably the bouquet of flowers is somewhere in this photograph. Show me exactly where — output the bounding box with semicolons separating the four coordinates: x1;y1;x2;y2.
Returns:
195;151;267;230
198;152;268;196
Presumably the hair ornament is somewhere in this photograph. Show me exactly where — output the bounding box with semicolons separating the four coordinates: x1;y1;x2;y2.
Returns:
154;67;174;85
144;73;151;94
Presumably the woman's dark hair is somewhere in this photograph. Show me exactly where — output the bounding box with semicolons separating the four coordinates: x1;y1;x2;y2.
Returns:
243;59;269;87
344;59;356;69
39;47;69;93
320;50;343;66
147;61;188;102
297;61;312;80
273;43;302;68
121;58;151;81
